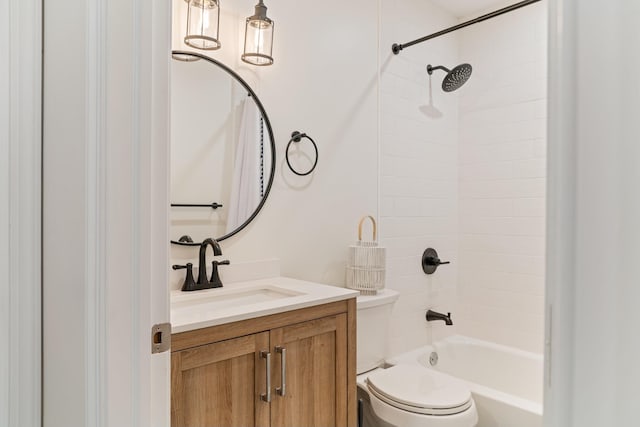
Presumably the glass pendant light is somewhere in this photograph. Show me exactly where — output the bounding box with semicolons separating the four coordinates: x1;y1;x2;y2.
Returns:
184;0;221;50
241;0;274;66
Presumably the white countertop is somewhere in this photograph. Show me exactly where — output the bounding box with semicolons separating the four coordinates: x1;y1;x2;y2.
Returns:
171;276;358;333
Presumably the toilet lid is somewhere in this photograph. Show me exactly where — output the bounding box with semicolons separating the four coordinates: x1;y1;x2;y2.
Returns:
366;365;472;415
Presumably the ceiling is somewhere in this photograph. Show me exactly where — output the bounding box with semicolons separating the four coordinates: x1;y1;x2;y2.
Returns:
428;0;515;18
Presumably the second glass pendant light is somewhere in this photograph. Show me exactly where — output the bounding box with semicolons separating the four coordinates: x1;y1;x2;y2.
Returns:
241;0;274;66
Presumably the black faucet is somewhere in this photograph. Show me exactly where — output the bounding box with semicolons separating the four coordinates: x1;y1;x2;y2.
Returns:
173;238;230;292
197;238;230;290
426;309;453;325
198;238;222;285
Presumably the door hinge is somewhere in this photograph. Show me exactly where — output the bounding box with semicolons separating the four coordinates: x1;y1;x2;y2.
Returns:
152;322;171;354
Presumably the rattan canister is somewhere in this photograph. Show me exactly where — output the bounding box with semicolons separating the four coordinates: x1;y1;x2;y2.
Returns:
346;216;386;295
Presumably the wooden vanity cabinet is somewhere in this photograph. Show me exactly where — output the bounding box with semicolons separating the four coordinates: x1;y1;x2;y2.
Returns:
171;299;357;427
171;332;270;427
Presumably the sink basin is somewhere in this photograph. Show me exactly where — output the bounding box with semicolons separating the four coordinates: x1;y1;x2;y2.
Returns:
170;276;359;333
171;285;304;313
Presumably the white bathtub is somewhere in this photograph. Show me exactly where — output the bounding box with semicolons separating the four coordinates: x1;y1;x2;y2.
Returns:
388;335;543;427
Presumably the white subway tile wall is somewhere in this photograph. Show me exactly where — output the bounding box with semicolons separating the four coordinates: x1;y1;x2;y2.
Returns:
456;2;547;353
380;0;461;356
380;0;546;356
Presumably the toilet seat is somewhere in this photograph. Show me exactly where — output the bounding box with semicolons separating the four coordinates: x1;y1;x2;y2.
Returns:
367;388;478;427
366;365;473;416
368;385;473;416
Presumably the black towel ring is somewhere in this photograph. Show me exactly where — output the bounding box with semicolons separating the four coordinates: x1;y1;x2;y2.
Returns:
285;131;318;176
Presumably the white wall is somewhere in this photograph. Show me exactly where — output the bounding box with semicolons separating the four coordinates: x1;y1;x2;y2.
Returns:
170;0;379;290
379;0;461;355
456;1;547;353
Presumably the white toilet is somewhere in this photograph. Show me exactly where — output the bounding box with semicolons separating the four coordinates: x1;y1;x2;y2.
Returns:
356;290;478;427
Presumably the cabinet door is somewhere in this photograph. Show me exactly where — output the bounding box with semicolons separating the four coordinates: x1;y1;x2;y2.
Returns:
270;314;348;427
171;332;270;427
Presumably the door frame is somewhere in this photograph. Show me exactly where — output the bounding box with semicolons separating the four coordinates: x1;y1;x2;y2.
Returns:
544;0;576;424
0;0;42;425
41;0;171;426
545;0;640;425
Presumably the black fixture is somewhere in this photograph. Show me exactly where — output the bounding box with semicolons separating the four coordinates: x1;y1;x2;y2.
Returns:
198;238;226;288
427;64;472;92
172;263;197;292
285;131;318;176
208;260;231;288
421;248;450;275
171;202;223;209
426;310;453;326
392;0;542;55
173;237;230;291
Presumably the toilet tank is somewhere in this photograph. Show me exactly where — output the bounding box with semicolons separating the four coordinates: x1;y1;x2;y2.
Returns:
356;289;399;374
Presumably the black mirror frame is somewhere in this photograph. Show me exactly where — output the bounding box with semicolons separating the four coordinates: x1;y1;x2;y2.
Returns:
170;50;276;246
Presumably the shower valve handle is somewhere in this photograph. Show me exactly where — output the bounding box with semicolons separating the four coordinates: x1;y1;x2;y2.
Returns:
425;257;449;266
421;248;450;275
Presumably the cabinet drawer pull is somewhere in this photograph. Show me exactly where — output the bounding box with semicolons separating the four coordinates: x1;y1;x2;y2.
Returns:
260;351;271;402
275;346;286;397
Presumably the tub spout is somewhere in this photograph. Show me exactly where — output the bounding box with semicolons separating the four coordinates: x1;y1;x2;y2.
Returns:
426;309;453;325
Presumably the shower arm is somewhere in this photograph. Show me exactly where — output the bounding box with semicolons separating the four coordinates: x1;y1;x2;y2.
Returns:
427;65;449;75
392;0;542;55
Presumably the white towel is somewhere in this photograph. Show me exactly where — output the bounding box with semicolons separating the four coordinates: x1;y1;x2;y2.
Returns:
226;98;262;233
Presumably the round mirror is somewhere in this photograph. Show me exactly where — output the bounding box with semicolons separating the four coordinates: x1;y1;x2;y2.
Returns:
170;51;275;245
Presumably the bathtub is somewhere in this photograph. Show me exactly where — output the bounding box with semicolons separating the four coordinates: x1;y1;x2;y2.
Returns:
388;335;543;427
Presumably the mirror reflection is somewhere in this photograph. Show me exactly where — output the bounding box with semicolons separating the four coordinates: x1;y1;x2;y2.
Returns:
170;52;274;243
